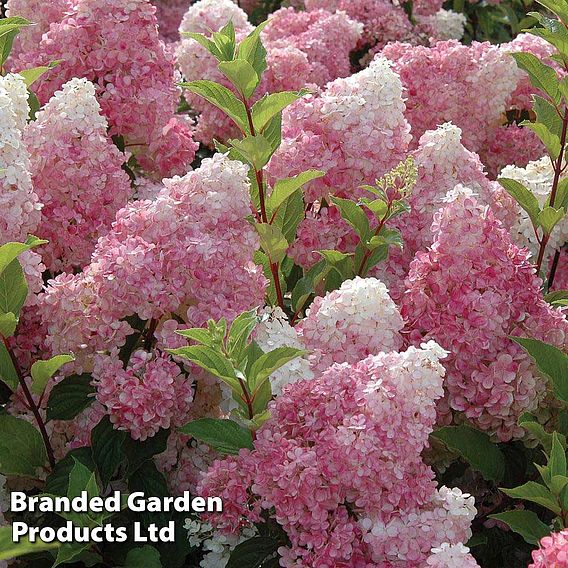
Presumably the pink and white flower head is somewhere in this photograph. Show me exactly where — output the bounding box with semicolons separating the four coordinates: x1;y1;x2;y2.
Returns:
199;342;477;566
297;276;404;375
268;56;411;203
93;350;194;440
40;153;267;369
401;185;568;440
26;78;132;272
14;0;196;178
529;529;568;567
382;40;520;161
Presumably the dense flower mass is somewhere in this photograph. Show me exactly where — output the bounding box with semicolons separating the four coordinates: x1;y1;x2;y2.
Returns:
25;78;132;271
401;187;568;440
13;0;196;178
40;153;266;371
198;342;478;567
268;55;411;202
1;0;568;566
529;529;568;567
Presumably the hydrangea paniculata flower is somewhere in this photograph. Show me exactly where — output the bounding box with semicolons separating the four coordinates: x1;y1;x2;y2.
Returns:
401;186;568;440
25;78;132;272
529;529;568;567
198;342;477;566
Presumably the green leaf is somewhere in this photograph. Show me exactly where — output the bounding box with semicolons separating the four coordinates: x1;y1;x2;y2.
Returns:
67;458;99;500
431;425;506;482
167;345;240;390
554;178;568;210
227;536;281;568
181;32;222;60
330;196;370;241
0;312;17;338
538;206;565;235
218;59;259;99
368;228;404;249
179;418;253;455
267;170;324;214
255;223;289;263
0;259;27;316
533;95;563;137
0;526;59;562
272;188;304;244
30;354;75;396
18;60;62;88
0;414;47;476
511;337;568;403
262;113;282;154
498;178;541;226
0;236;47;276
0;340;17;390
237;22;269;78
521;121;561;159
46;374;95;421
53;543;91;567
0;17;30;66
211;20;236;62
489;510;550;545
545;289;568;306
228;308;259;360
124;428;170;476
125;546;162;568
318;250;355;280
519;413;566;452
179;80;249;134
550;432;567;478
91;416;126;487
45;448;95;496
252;91;304;133
501;481;561;514
249;346;306;392
535;0;568;24
174;327;214;346
512;52;560;103
230;135;273;170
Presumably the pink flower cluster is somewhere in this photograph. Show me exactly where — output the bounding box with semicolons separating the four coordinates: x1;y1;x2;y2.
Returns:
93;350;193;440
151;0;192;42
198;342;478;566
176;0;361;146
401;187;568;440
268;55;411;203
39;153;266;370
529;529;568;567
13;0;197;178
25;78;132;272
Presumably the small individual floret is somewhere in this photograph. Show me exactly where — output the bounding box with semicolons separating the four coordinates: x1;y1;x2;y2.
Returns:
401;186;568;440
297;277;404;374
25;78;132;272
268;56;411;203
529;529;568;567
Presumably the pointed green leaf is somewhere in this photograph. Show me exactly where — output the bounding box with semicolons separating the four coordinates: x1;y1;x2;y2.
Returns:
522;121;561;159
179;80;249;134
252;91;304;133
272;188;305;244
538;206;565;234
249;346;306;392
499;178;541;226
18;60;62;88
0;414;47;476
255;223;288;263
218;59;259;99
0;526;59;562
228;308;259;360
31;354;75;396
550;432;567;478
512;52;560;103
0;340;18;390
431;425;506;482
330;196;371;241
267;170;324;213
0;236;47;276
237;21;269;78
46;374;95;421
174;327;214;346
501;481;561;514
125;546;162;568
0;312;17;338
489;510;550;545
230;135;273;170
179;418;253;455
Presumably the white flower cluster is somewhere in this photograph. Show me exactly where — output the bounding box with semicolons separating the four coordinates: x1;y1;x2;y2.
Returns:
255;307;313;396
184;519;258;568
298;277;405;374
33;78;108;136
417;9;467;41
500;156;568;256
0;73;41;243
427;542;481;567
179;0;251;35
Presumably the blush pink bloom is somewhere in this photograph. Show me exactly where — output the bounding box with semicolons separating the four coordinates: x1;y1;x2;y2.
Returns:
401;187;568;440
529;529;568;567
